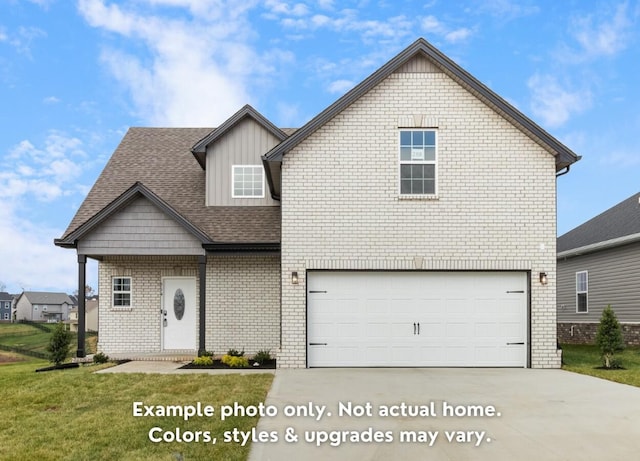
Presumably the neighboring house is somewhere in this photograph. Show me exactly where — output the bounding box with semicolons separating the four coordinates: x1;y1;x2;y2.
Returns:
14;292;73;323
68;297;99;333
55;38;579;368
0;292;13;322
557;192;640;345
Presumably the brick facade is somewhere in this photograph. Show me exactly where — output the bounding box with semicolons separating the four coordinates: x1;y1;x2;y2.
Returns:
98;254;280;355
280;69;561;368
558;322;640;346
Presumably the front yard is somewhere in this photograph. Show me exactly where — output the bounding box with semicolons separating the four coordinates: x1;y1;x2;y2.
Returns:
561;344;640;387
0;355;273;460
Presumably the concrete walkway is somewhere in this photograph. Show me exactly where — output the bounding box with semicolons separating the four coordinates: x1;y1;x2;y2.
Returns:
249;368;640;461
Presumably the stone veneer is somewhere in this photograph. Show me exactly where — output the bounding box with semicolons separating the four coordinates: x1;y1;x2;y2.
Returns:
558;322;640;346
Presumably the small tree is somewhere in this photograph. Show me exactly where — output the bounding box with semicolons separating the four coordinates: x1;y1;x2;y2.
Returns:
46;322;72;366
595;305;624;369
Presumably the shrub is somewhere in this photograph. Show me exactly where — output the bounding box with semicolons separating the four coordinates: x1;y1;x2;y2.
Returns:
596;305;624;369
226;348;244;357
93;352;109;364
192;355;214;366
46;322;72;366
200;350;214;357
253;349;272;365
221;354;249;368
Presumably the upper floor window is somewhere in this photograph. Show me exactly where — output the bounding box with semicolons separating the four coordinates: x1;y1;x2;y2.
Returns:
576;271;588;313
399;130;437;196
113;277;132;308
232;165;264;198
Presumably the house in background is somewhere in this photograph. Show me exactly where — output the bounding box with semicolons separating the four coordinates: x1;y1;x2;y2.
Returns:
55;38;579;368
68;296;99;332
557;192;640;345
0;292;13;322
14;292;73;323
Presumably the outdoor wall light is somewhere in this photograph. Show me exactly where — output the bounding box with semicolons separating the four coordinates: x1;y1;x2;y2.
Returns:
539;272;548;285
291;271;299;285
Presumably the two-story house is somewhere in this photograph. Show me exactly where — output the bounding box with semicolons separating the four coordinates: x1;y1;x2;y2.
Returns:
55;38;579;368
0;292;13;322
14;292;73;323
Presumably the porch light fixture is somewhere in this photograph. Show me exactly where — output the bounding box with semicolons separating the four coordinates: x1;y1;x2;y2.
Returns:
291;271;299;285
539;272;548;285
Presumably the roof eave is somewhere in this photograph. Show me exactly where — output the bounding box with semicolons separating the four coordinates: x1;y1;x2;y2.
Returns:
264;37;581;170
557;231;640;259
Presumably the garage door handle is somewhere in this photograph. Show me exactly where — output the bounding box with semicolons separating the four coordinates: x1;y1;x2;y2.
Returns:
309;291;327;294
506;290;525;293
309;342;328;346
506;342;525;345
413;323;416;335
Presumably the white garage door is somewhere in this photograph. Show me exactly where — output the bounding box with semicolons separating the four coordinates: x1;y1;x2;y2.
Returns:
307;271;527;367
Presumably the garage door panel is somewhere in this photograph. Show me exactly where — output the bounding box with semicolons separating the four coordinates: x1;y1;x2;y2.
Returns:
308;271;527;367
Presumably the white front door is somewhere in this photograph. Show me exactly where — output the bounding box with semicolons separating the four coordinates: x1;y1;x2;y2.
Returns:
162;277;197;350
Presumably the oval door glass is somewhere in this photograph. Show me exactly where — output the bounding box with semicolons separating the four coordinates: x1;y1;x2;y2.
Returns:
174;288;185;321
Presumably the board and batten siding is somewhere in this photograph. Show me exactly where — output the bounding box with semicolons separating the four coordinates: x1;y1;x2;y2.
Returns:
557;241;640;323
77;196;204;256
206;117;280;207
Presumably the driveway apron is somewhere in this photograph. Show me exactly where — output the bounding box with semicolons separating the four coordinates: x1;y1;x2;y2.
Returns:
249;368;640;461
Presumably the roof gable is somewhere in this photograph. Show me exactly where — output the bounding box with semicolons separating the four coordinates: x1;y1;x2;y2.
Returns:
263;37;580;199
55;182;210;248
192;104;288;169
21;292;73;305
558;192;640;254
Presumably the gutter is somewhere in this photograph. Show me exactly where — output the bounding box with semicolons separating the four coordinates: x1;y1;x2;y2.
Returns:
557;232;640;259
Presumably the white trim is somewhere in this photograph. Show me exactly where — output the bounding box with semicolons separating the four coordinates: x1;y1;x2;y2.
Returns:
398;129;438;197
231;165;265;199
557;232;640;259
575;271;588;314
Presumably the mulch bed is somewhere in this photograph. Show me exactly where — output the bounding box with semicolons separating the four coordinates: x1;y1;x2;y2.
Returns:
180;359;276;370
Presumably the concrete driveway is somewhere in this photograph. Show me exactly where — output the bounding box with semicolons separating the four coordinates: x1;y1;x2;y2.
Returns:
249;368;640;460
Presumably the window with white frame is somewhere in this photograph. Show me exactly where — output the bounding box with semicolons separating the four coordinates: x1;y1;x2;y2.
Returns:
3;313;8;320
232;165;264;198
113;277;132;308
576;271;588;313
399;130;437;195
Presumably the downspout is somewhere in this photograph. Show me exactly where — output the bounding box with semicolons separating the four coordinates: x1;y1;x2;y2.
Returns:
556;165;570;177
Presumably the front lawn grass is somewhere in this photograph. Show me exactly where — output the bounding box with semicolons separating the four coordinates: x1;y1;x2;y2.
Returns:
0;323;96;356
0;356;274;460
561;344;640;387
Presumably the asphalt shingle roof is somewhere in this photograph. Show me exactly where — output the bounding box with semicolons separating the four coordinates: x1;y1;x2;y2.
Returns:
22;292;73;305
557;192;640;253
62;127;281;244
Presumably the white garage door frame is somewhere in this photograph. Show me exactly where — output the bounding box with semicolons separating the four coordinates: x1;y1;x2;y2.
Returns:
306;270;531;368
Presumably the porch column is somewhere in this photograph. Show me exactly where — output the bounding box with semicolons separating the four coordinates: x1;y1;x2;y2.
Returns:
198;255;206;356
77;254;86;358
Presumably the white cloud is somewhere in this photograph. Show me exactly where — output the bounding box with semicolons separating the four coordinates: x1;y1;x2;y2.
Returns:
1;26;47;56
475;0;539;20
43;96;61;104
569;2;633;60
421;15;473;44
527;74;591;127
327;79;353;94
600;150;640;167
77;0;286;126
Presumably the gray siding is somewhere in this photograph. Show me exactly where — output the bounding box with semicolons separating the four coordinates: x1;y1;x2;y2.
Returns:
206;117;280;206
396;55;442;73
558;241;640;323
77;197;205;256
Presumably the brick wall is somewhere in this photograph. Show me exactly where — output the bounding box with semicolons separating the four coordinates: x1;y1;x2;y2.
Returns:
280;68;560;368
205;254;280;355
98;254;280;356
558;322;640;346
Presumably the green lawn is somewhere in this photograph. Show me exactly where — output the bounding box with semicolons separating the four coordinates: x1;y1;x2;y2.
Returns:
0;355;274;460
561;344;640;387
0;323;96;357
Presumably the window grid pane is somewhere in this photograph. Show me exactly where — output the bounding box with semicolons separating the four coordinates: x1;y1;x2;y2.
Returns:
399;130;436;195
233;166;263;198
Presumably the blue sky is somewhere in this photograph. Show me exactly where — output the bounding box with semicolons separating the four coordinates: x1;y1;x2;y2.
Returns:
1;0;639;294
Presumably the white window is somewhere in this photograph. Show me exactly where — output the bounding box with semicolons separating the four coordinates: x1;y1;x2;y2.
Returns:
232;165;264;198
576;271;588;313
3;313;8;320
34;305;38;311
113;277;132;308
399;130;437;195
